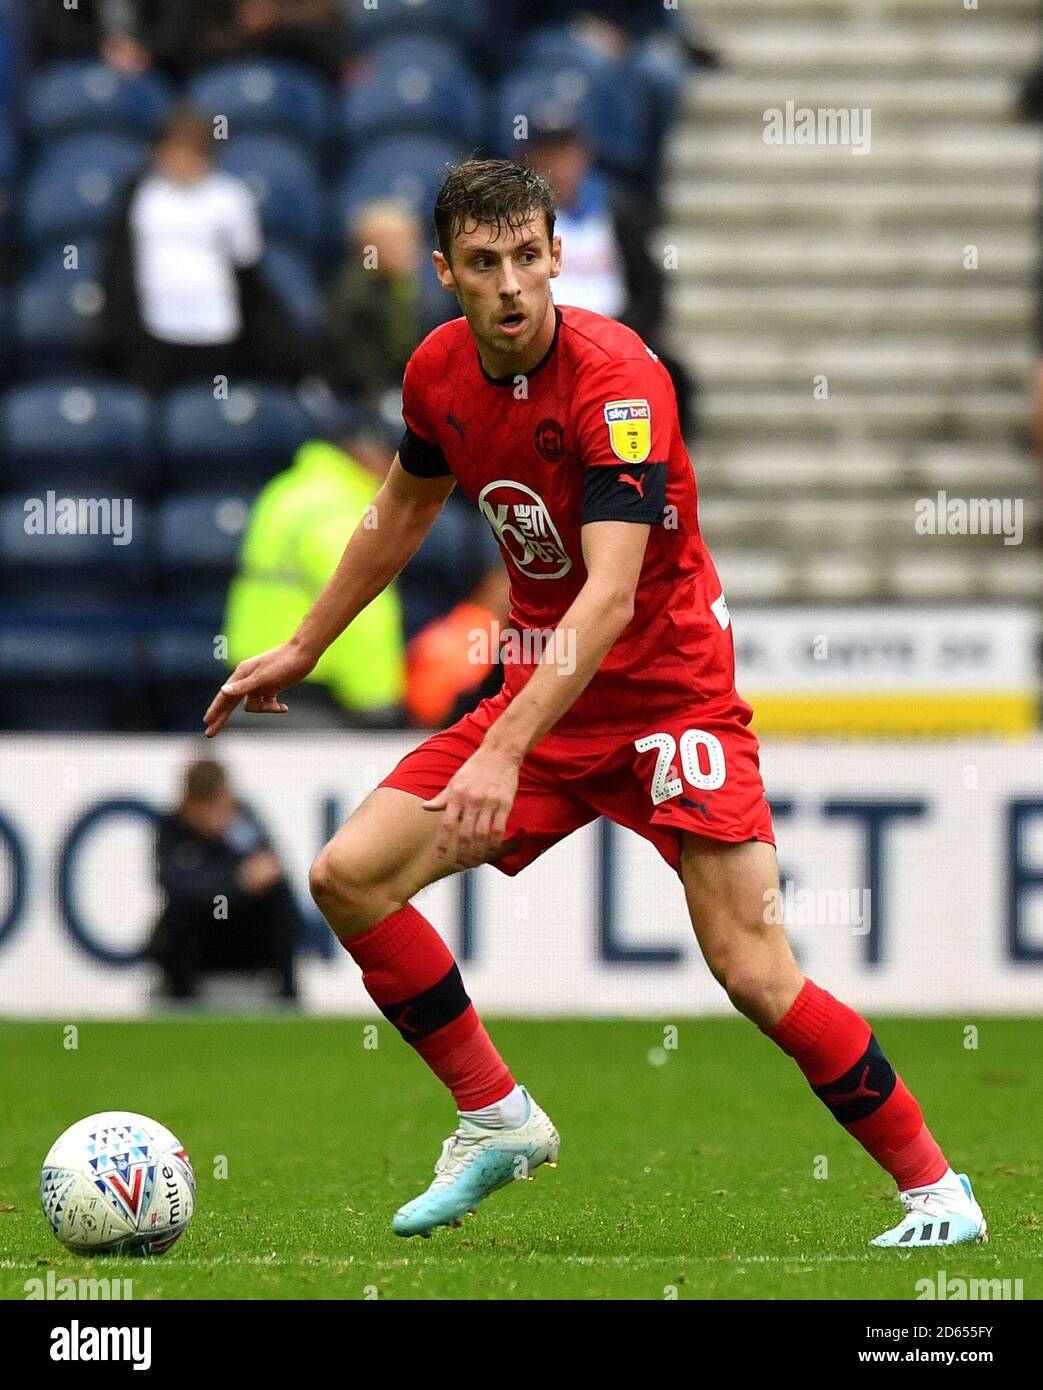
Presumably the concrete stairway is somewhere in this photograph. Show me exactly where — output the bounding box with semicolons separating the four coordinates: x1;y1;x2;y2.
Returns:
666;0;1043;601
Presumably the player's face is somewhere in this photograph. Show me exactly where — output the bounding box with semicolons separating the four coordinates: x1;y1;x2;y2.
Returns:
434;215;562;372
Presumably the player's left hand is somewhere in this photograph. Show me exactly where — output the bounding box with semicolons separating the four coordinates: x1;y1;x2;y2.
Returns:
423;745;520;868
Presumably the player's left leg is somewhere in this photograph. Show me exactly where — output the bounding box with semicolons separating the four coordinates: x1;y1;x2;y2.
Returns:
679;833;987;1247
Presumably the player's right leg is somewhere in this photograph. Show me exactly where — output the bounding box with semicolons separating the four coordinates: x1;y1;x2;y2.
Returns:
310;781;560;1237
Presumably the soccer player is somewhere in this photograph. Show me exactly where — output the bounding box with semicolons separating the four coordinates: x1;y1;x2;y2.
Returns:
204;160;987;1247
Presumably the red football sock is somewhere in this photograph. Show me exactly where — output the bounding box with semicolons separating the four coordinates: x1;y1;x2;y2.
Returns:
341;903;515;1111
765;979;948;1190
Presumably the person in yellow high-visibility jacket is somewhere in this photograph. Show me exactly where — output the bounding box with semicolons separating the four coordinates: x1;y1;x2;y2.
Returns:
224;427;406;726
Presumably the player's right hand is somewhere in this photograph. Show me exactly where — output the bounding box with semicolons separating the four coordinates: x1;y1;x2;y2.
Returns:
203;643;315;737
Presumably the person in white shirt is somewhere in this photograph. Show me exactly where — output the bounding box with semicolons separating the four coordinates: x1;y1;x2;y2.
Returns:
103;106;305;389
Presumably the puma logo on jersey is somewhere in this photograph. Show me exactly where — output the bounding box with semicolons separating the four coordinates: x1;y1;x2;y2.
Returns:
617;471;645;498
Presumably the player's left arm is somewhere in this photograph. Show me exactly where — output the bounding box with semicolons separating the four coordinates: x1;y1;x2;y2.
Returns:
424;520;650;866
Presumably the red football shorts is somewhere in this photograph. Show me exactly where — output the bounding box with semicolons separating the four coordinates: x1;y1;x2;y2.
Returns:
378;687;775;879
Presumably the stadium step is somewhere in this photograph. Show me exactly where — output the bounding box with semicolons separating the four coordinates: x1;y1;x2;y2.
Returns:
671;128;1043;184
670;235;1034;286
686;77;1022;125
663;0;1042;601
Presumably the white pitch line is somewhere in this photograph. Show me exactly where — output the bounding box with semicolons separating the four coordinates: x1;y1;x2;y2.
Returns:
3;1251;1039;1271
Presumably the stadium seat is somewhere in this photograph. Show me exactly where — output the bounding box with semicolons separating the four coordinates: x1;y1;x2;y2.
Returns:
505;30;650;176
0;383;154;493
0;287;11;384
14;250;106;372
24;60;173;142
0;492;148;606
0;110;14;183
337;133;462;226
491;68;599;160
158;383;313;492
348;0;493;58
154;492;251;609
21;133;146;243
215;134;322;251
261;243;324;343
148;625;236;732
187;60;331;148
341;39;485;147
0;622;141;731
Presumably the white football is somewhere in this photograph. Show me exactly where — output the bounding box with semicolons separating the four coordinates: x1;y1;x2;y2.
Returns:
40;1111;195;1257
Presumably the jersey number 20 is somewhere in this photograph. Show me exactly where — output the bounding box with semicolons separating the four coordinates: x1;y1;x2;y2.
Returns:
634;730;726;805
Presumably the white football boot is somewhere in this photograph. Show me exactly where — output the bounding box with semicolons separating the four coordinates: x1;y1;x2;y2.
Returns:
871;1172;988;1248
392;1087;560;1238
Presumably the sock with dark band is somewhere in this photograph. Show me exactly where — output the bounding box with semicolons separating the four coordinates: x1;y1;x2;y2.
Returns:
765;978;948;1191
341;903;515;1111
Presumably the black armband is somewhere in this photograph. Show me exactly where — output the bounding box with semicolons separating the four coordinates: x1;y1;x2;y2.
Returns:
398;425;452;478
581;460;668;525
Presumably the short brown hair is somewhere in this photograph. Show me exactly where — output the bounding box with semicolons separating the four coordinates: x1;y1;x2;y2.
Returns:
183;759;228;802
433;158;556;262
155;104;213;157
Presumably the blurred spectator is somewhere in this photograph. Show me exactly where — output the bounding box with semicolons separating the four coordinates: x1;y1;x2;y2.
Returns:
150;757;300;1002
33;0;241;79
406;566;510;729
324;199;422;402
102;105;307;389
525;114;698;439
33;0;342;81
232;0;343;81
223;413;408;728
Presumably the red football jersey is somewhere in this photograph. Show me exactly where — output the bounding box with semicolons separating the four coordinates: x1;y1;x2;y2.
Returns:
399;304;743;735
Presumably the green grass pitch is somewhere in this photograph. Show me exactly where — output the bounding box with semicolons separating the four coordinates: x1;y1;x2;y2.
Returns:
1;1017;1039;1300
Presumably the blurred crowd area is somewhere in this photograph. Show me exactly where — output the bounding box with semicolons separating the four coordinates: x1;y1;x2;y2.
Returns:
0;0;713;734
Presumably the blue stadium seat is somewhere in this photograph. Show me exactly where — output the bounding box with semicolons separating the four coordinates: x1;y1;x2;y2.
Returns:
337;133;462;226
261;243;324;342
0;492;148;605
0;288;11;384
158;382;312;491
154;491;251;607
342;38;484;146
0;110;14;183
507;29;650;175
348;0;493;56
216;134;322;250
147;624;235;732
24;60;173;142
491;68;599;160
513;24;615;76
14;250;106;371
21;133;146;243
0;622;141;731
187;60;331;148
0;383;154;492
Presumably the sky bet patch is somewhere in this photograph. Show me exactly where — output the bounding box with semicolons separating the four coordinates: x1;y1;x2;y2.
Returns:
603;399;652;463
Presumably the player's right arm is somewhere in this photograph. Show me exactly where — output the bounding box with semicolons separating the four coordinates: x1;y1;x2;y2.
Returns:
203;456;454;736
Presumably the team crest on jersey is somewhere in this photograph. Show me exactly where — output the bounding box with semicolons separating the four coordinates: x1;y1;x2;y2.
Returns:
533;417;565;463
478;480;571;579
604;399;651;463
